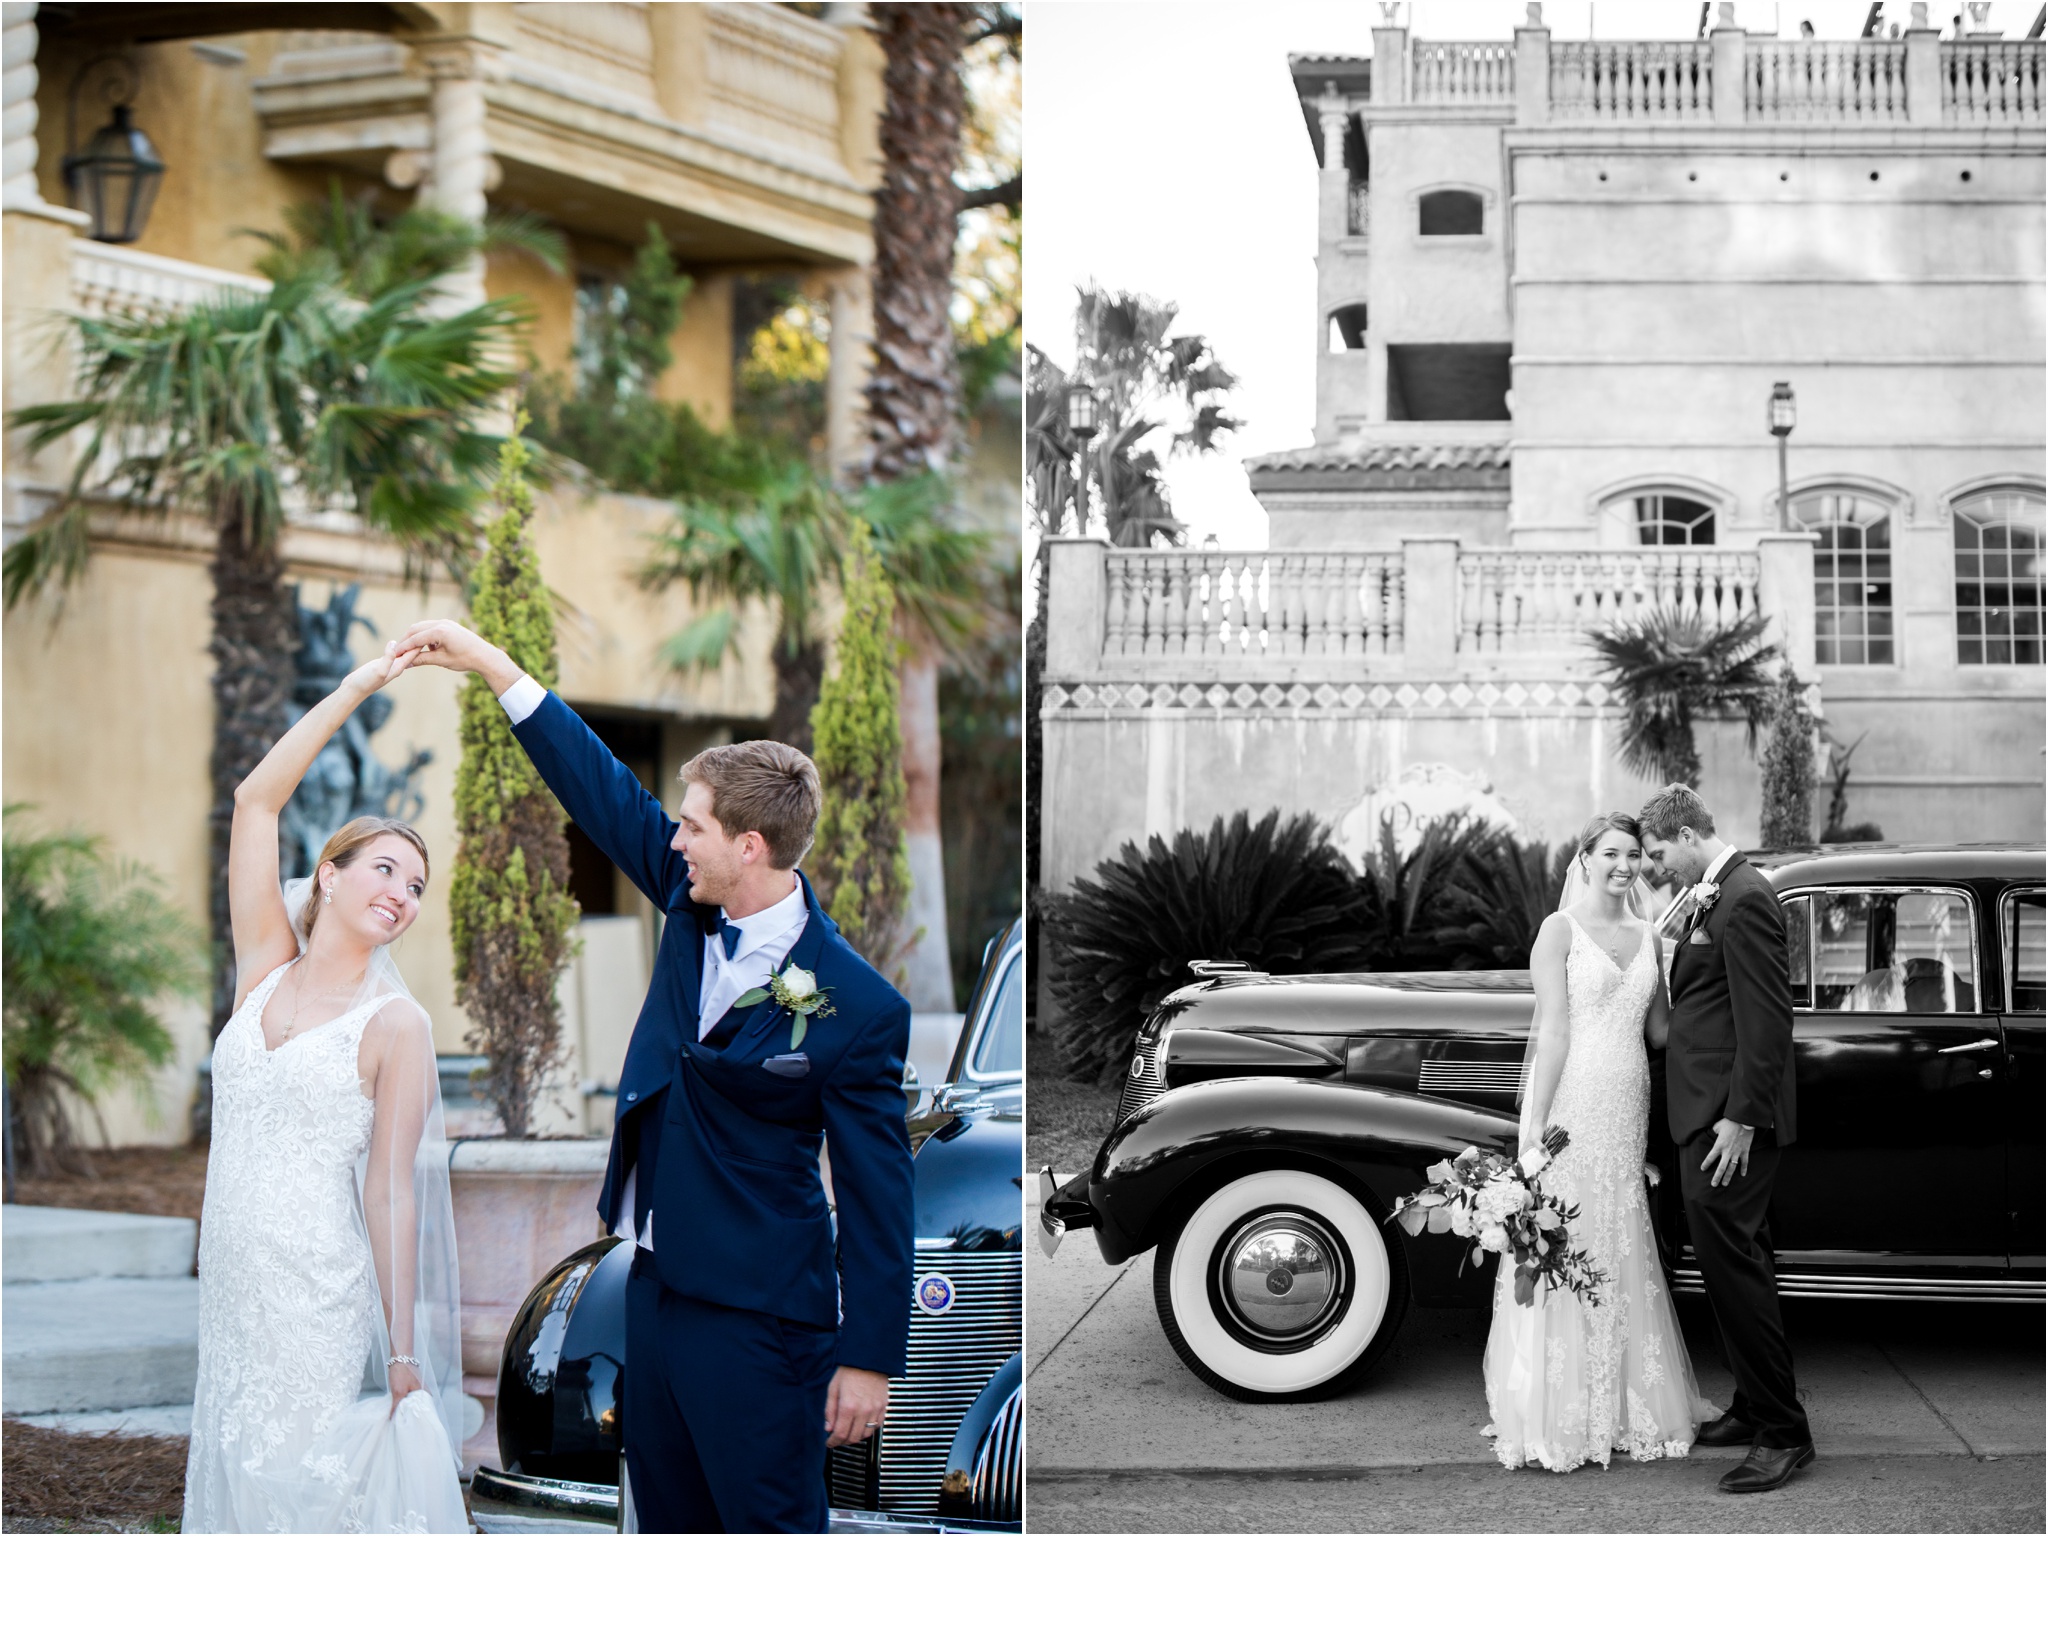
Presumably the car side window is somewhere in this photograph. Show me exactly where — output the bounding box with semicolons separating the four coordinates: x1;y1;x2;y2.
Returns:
1781;894;1814;1009
1815;888;1978;1014
2004;892;2045;1014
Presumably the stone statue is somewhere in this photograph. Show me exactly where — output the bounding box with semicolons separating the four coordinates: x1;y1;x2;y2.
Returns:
278;583;433;880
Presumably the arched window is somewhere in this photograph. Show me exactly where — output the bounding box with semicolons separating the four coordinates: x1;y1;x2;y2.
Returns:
1953;489;2045;665
1418;189;1483;235
1596;489;1719;550
1327;304;1369;352
1796;492;1894;666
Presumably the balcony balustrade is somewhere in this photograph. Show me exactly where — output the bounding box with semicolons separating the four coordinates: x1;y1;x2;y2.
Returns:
1102;547;1405;664
1375;19;2041;126
70;240;269;323
1456;549;1758;656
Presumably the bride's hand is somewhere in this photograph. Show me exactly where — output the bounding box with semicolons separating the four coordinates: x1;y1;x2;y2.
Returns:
387;1359;424;1414
342;642;421;698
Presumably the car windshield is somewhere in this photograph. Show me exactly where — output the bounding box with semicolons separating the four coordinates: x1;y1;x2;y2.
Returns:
972;953;1023;1077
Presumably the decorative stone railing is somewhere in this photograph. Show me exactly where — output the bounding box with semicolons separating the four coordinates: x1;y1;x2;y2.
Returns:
1043;534;1817;690
1366;18;2044;127
1409;41;1515;106
1745;40;1908;123
1943;39;2045;123
1103;547;1406;662
71;240;269;322
1550;40;1713;121
1456;549;1759;657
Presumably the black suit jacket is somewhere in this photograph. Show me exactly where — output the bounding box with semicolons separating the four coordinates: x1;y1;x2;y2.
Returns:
509;691;915;1377
1663;852;1798;1147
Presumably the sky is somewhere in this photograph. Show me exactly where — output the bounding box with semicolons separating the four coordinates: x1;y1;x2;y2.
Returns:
1026;0;2038;553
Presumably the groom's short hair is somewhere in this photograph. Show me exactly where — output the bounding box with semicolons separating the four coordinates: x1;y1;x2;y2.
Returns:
679;740;821;869
1639;784;1715;841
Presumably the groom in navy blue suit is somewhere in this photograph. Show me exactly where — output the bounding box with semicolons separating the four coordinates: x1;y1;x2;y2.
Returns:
396;619;913;1533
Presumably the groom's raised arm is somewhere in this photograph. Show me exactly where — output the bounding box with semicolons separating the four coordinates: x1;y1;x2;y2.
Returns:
506;689;686;910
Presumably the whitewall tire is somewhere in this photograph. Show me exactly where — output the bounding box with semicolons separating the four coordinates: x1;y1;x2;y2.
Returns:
1153;1168;1409;1403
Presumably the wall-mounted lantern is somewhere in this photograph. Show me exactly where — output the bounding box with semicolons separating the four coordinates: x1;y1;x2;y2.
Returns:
63;56;166;245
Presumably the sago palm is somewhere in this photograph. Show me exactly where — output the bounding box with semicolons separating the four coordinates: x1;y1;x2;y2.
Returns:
7;268;524;1037
1585;607;1780;791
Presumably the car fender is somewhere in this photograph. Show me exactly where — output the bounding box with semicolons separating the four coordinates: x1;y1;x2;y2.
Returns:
1088;1076;1516;1301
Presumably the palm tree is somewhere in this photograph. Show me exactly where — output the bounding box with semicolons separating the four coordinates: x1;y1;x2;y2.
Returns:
1585;607;1781;790
249;181;566;302
641;461;845;749
3;807;207;1177
1026;287;1242;549
7;269;524;1038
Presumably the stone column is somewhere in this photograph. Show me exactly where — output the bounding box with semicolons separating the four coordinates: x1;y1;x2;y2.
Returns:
1401;537;1461;676
1756;531;1820;678
1044;537;1107;678
3;1;43;208
417;41;492;314
1315;85;1350;245
1904;7;1943;126
825;263;873;480
1514;9;1550;127
1712;7;1746;126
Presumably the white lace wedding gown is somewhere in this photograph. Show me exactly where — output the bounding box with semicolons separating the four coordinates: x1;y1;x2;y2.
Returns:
1483;917;1714;1472
183;961;469;1532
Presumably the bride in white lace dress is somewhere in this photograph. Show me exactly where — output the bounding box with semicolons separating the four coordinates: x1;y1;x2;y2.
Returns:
183;643;468;1533
1484;812;1714;1473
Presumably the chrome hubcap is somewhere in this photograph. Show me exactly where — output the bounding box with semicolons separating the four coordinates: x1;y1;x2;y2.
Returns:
1216;1212;1344;1345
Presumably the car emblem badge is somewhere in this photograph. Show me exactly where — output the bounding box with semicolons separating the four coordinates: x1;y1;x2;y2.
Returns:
1266;1266;1295;1296
915;1272;958;1316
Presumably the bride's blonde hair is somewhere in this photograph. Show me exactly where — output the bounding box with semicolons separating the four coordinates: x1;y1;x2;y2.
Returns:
301;817;431;940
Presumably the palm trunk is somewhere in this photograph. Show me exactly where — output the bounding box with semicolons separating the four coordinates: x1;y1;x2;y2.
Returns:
205;502;299;1053
897;640;953;1012
770;636;826;754
864;3;970;480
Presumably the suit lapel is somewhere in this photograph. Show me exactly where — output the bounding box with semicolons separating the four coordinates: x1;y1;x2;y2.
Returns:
1671;852;1745;1001
676;894;714;1025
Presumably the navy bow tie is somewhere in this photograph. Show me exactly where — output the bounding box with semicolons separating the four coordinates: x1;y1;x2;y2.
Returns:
718;920;742;960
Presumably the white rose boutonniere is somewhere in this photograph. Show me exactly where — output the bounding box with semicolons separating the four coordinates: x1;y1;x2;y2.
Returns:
735;961;837;1047
1696;881;1721;911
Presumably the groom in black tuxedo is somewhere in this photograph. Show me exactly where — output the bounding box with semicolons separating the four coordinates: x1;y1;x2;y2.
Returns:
395;619;913;1532
1640;784;1814;1494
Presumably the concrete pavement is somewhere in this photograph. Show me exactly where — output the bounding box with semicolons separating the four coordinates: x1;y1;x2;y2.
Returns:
1026;1181;2045;1531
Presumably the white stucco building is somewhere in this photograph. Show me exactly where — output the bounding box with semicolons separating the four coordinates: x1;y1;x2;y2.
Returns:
1040;4;2043;902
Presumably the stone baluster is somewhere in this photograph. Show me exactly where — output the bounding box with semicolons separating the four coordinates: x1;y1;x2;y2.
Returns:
1141;558;1167;657
1318;556;1346;655
1212;558;1238;658
1359;560;1382;658
1100;555;1127;655
1157;555;1182;657
1384;560;1405;656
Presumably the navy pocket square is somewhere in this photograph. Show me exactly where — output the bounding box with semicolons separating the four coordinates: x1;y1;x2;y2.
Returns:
762;1052;811;1079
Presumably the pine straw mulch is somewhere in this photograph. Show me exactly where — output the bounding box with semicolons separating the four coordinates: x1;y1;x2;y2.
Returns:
1;1419;188;1532
9;1143;209;1223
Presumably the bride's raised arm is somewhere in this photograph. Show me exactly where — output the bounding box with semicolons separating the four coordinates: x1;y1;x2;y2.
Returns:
1517;913;1573;1148
226;643;420;1008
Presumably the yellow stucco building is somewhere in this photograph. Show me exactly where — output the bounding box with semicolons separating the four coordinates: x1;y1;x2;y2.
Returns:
3;2;893;1142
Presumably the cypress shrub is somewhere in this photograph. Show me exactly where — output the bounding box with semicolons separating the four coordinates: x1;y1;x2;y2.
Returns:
807;524;913;978
1759;667;1818;851
448;418;580;1136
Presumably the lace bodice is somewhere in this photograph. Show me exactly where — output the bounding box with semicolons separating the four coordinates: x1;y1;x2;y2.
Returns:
1548;915;1658;1187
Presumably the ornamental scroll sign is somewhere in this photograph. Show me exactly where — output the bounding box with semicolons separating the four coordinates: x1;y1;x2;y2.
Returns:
278;582;433;881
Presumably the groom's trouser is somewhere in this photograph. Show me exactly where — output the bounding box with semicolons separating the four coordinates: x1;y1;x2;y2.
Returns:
624;1250;836;1532
1677;1131;1811;1448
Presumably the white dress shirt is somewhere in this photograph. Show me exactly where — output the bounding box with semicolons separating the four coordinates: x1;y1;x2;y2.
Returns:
496;674;810;1250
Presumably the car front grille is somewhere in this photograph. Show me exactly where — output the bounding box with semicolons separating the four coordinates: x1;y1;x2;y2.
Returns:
1114;1031;1169;1127
824;1251;1022;1515
969;1381;1022;1524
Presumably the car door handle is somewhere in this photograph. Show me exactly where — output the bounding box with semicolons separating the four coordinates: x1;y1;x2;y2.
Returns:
1936;1037;2000;1055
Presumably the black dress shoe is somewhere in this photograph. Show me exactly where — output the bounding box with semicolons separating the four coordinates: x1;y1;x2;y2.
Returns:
1718;1442;1816;1494
1694;1411;1758;1448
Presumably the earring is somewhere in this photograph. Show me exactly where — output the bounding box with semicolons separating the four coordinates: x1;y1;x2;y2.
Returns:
322;888;333;904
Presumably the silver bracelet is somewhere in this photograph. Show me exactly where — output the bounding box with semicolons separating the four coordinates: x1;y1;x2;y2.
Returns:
387;1353;422;1371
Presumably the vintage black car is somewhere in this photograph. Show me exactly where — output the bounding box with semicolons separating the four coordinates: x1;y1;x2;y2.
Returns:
474;919;1023;1530
1041;846;2044;1402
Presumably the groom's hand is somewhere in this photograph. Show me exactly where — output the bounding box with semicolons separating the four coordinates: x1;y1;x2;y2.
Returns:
1702;1118;1754;1187
824;1366;889;1448
392;619;522;695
